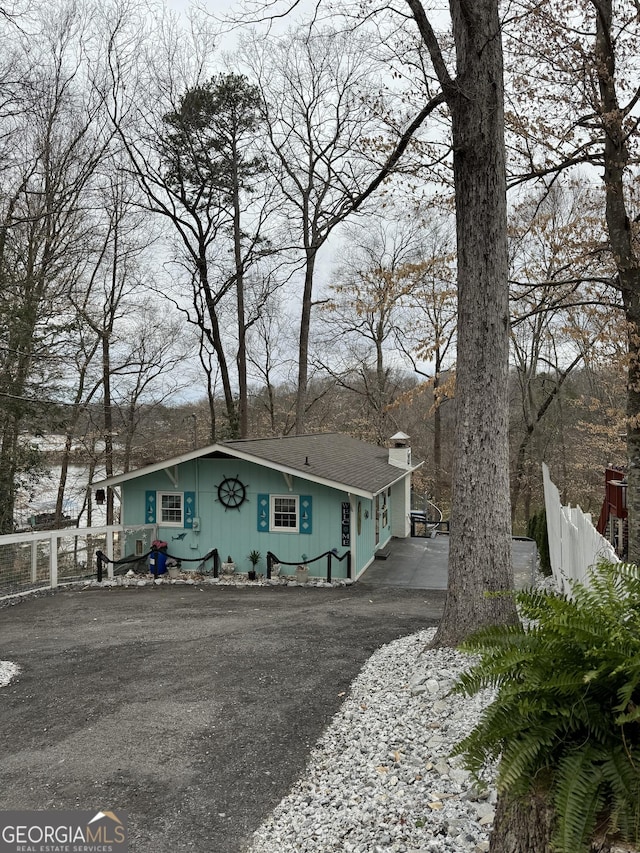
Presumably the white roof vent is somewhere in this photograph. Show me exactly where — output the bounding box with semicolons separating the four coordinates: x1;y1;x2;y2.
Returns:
389;432;411;468
390;431;410;445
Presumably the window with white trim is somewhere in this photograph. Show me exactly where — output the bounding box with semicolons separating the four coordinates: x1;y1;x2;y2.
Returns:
159;492;183;525
270;495;299;532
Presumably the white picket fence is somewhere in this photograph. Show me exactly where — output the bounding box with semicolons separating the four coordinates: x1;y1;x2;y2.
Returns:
542;462;619;595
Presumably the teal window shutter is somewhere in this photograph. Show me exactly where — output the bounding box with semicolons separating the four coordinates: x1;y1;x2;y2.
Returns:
257;494;269;532
145;490;156;524
300;495;312;534
184;491;195;528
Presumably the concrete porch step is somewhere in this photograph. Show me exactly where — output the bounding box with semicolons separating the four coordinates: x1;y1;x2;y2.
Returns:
375;546;392;560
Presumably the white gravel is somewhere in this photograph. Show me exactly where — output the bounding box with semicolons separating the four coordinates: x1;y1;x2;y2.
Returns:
0;660;20;687
248;628;497;853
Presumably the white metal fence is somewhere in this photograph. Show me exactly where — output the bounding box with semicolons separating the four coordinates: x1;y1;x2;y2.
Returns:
0;524;157;599
542;462;619;595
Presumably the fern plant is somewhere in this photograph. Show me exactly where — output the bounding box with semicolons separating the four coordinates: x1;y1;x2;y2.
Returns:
452;561;640;853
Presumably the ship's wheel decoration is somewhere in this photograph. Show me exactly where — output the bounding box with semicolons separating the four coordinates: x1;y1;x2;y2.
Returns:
217;476;247;511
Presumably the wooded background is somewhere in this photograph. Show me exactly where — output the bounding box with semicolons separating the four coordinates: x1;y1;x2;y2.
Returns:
0;0;633;538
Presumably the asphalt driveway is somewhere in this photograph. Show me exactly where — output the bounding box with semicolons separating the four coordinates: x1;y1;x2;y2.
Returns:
0;584;444;853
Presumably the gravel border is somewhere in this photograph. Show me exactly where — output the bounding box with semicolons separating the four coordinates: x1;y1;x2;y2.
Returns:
246;573;637;853
247;628;496;853
0;660;20;687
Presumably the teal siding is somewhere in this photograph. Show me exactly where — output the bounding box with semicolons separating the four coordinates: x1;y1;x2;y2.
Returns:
121;458;368;578
355;497;375;576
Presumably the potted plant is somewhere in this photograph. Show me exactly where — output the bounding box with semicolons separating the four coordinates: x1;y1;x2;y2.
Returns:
247;549;261;581
296;554;309;584
221;555;235;576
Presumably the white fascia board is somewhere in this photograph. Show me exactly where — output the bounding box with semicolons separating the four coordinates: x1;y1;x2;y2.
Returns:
91;444;224;488
372;461;424;497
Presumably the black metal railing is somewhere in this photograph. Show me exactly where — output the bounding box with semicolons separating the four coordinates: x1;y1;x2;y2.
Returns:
266;549;351;583
96;547;220;582
410;512;449;537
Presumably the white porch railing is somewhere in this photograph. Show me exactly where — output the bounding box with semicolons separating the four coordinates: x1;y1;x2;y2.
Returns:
0;524;156;599
542;462;619;595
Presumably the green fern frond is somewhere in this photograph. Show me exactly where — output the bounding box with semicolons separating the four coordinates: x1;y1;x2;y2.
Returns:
515;587;564;622
615;684;640;723
451;665;502;697
497;725;560;793
552;746;606;853
458;621;526;656
452;560;640;852
615;703;640;725
600;745;640;842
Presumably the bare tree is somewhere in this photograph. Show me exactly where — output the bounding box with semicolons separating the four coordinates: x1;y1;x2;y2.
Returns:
108;66;275;438
244;25;392;433
506;0;640;559
246;291;297;435
318;217;423;444
71;168;171;522
0;0;113;531
401;220;458;508
107;304;188;471
507;183;621;526
160;72;273;437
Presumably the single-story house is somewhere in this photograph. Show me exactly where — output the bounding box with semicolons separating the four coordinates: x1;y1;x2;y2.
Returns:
92;432;422;581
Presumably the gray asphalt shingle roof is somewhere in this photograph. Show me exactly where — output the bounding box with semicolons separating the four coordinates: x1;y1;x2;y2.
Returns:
221;433;420;495
93;433;421;497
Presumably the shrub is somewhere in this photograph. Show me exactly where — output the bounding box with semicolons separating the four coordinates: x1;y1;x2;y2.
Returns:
452;561;640;853
527;507;551;576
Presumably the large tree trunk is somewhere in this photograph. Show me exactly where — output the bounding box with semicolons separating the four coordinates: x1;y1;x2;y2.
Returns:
0;416;20;534
0;276;43;533
432;0;518;646
490;789;555;853
102;331;115;527
591;0;640;562
491;788;613;853
626;296;640;564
